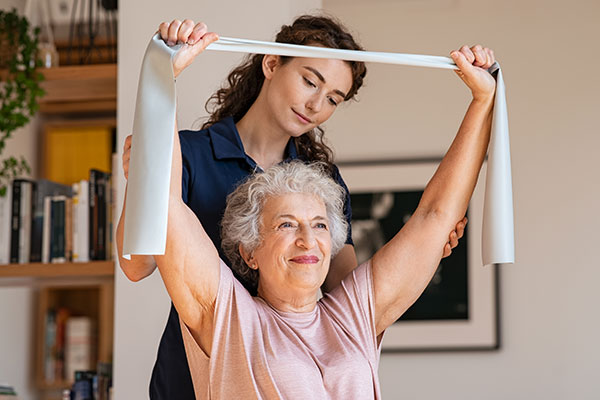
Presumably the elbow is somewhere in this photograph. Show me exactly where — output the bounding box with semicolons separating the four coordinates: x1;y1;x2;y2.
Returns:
413;206;456;231
118;257;153;282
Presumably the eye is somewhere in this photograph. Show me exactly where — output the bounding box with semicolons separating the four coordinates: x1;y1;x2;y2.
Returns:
303;77;317;88
278;221;295;229
315;222;328;230
327;97;339;106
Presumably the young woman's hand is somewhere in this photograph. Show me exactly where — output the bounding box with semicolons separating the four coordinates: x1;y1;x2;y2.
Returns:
122;134;132;180
450;45;496;102
158;19;219;78
442;217;468;258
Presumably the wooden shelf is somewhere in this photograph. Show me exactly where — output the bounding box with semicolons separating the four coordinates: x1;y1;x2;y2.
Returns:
0;261;114;278
39;64;117;114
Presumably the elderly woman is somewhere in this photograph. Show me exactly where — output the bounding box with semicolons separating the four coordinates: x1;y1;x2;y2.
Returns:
117;26;496;398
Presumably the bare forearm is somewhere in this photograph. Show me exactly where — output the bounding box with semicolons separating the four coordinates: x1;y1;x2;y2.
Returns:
418;96;494;225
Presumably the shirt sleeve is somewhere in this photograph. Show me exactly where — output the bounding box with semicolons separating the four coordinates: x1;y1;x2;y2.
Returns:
179;130;192;204
321;260;382;362
331;164;354;246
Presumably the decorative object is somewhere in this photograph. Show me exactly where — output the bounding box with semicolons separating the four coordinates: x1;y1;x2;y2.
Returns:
338;159;500;351
0;8;45;197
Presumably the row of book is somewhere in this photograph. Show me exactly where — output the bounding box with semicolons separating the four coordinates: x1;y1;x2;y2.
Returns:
0;169;115;265
44;309;96;384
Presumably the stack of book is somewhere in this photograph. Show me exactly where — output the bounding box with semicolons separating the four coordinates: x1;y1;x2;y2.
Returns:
44;309;96;384
0;168;116;265
0;384;18;399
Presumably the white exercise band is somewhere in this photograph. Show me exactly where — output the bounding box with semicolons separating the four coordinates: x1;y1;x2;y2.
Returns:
123;34;514;266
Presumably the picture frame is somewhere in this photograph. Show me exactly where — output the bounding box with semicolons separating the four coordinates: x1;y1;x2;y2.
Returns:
338;159;500;351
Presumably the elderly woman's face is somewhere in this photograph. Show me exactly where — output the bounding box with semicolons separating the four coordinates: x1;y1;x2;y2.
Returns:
251;192;332;295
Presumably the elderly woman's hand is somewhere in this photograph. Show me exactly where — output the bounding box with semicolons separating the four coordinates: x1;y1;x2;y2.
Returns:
450;45;496;102
158;19;219;78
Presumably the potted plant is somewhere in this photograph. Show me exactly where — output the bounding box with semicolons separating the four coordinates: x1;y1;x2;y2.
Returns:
0;8;45;197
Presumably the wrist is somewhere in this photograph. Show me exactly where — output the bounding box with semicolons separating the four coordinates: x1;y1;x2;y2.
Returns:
471;93;495;107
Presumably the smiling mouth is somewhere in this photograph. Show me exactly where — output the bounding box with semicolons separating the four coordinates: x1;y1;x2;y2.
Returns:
290;255;319;264
292;109;312;124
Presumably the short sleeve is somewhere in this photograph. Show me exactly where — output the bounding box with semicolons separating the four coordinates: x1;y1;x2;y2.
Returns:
331;164;354;246
179;131;192;204
321;260;381;361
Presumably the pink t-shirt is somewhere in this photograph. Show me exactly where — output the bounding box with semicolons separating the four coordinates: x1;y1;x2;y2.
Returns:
180;259;383;399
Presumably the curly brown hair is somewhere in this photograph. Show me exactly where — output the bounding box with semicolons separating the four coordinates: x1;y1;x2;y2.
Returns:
201;15;367;169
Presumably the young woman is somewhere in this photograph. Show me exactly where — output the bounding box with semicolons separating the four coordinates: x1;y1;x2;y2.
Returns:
117;15;470;399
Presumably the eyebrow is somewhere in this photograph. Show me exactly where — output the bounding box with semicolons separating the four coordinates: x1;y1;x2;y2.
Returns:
277;214;328;221
302;66;348;99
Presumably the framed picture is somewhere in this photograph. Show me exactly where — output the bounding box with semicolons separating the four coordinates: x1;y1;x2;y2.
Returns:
338;159;500;351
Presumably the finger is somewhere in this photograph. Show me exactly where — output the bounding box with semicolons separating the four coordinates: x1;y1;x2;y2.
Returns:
167;19;182;46
488;49;495;65
450;50;472;80
471;44;486;67
158;22;169;41
191;31;219;55
178;19;195;44
459;45;475;64
484;48;495;69
456;221;465;239
188;22;208;45
449;231;459;249
443;243;451;258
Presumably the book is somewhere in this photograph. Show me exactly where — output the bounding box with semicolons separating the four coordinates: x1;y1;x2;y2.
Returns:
30;179;73;263
44;125;113;185
41;196;52;264
10;179;34;263
89;170;110;260
54;308;70;381
65;198;73;262
0;182;12;264
72;180;90;262
65;317;95;384
44;309;57;382
50;196;67;264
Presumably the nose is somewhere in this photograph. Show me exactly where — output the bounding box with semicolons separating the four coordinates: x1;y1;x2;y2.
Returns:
295;225;316;249
306;94;324;113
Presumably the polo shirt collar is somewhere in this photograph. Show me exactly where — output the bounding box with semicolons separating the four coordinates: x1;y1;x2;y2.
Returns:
208;116;299;162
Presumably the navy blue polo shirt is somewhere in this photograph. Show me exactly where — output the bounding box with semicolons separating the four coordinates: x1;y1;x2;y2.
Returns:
149;116;354;399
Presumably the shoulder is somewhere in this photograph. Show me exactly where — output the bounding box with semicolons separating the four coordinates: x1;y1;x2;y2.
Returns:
179;128;211;152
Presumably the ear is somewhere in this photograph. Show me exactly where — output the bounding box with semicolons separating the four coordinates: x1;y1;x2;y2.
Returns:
239;244;257;270
262;54;281;80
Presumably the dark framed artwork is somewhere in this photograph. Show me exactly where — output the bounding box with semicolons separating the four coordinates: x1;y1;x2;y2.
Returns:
338;160;499;351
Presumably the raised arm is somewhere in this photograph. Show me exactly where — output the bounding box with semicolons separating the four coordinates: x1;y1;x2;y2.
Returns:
116;21;221;354
372;45;497;335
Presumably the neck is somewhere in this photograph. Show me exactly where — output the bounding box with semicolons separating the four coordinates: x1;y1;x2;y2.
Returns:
257;285;319;313
235;89;291;170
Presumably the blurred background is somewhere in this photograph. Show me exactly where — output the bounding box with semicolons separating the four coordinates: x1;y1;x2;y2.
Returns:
0;0;598;399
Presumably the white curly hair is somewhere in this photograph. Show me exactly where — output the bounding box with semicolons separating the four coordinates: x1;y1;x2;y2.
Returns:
220;161;348;293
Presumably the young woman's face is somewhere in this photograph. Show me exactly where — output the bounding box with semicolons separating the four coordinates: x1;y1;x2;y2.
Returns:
263;56;353;137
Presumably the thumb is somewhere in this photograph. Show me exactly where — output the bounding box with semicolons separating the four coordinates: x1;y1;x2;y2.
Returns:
190;32;219;56
450;50;473;73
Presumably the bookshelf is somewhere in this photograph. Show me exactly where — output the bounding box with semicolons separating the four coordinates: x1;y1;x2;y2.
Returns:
0;261;114;279
0;63;117;400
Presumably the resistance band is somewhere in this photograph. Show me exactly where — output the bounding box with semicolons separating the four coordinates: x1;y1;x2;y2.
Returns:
123;34;514;265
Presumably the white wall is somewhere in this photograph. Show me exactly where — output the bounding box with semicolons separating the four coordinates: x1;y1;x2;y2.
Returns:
0;2;43;398
114;1;321;399
321;0;600;398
